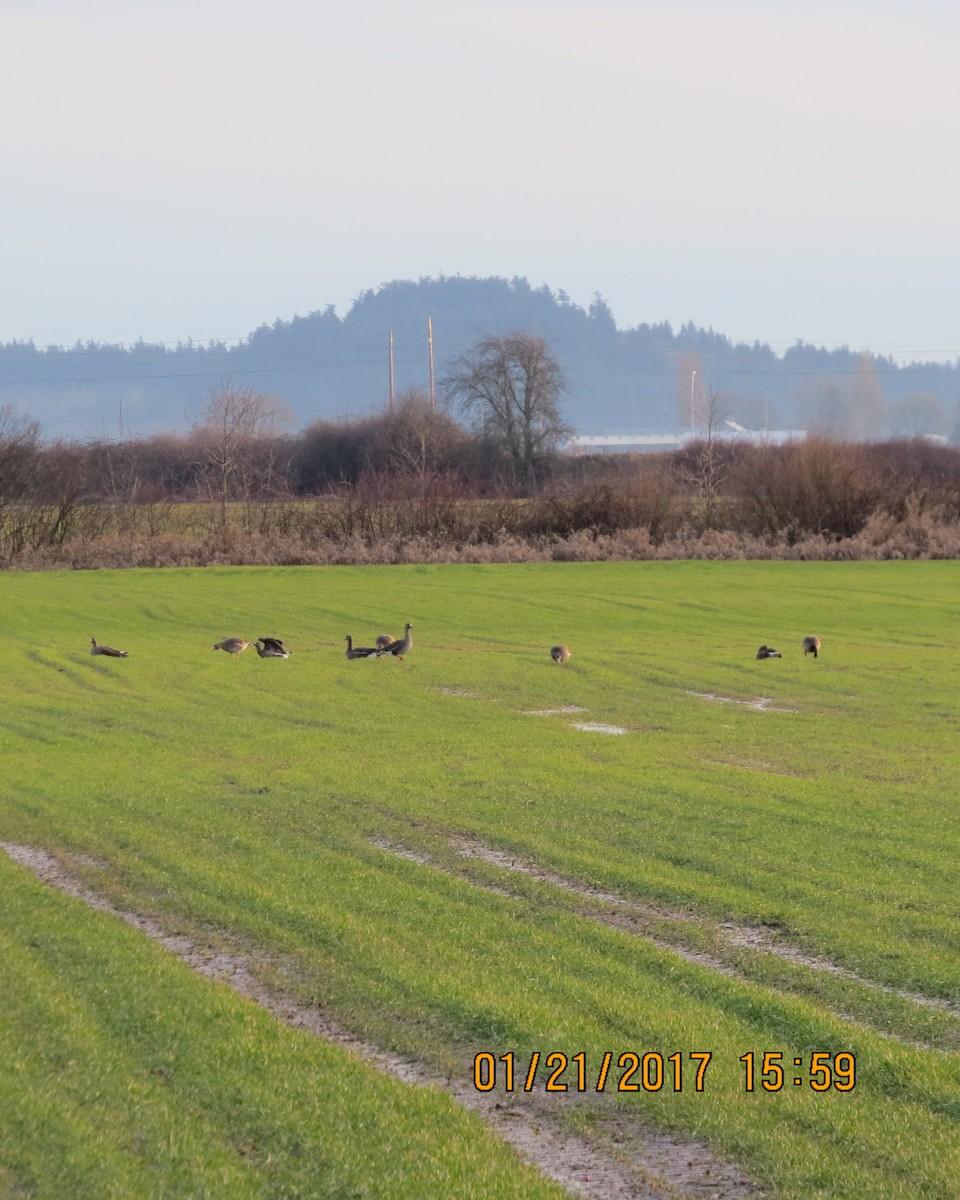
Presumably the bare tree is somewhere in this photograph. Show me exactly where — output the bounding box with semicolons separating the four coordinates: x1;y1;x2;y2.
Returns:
191;383;292;529
676;387;734;526
0;406;42;560
794;355;887;441
443;332;571;488
376;390;468;482
887;393;949;439
0;405;41;505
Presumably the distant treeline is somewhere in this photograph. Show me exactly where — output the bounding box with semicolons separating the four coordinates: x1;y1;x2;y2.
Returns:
2;276;959;441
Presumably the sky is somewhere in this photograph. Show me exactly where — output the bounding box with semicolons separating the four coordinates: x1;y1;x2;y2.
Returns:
2;0;959;363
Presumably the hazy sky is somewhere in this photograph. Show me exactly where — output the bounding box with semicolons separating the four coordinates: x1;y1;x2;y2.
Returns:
3;0;958;361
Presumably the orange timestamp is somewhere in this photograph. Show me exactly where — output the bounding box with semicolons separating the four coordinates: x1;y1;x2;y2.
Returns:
472;1050;857;1094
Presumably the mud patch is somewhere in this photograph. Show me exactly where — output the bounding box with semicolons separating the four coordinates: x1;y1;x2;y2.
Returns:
524;706;588;716
369;836;433;866
687;691;797;714
2;841;758;1200
701;756;803;778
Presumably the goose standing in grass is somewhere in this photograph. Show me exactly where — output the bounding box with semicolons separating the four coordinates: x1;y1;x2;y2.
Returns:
802;635;822;658
380;623;413;661
256;637;290;659
345;635;380;660
756;645;782;659
90;637;128;658
550;644;571;666
213;637;253;658
375;633;396;650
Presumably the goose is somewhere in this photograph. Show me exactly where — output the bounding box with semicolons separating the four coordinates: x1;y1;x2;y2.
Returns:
756;645;782;659
375;633;396;650
256;637;290;658
380;623;413;660
213;637;252;658
802;636;821;658
90;637;128;658
550;644;571;665
345;635;380;660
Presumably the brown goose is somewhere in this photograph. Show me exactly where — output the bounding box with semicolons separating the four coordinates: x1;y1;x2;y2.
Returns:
802;636;822;658
345;635;380;660
90;637;128;658
380;623;413;660
375;633;396;650
550;644;570;665
256;637;290;658
213;638;252;658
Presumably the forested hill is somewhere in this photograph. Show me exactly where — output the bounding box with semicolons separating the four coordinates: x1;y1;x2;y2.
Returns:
1;275;958;441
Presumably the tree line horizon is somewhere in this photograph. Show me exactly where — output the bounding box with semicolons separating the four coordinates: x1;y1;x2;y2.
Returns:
2;276;958;444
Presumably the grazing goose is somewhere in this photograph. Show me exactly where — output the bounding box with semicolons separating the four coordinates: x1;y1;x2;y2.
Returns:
375;633;396;650
380;623;413;660
802;635;822;658
345;635;380;660
213;637;252;658
756;645;782;659
550;644;571;666
90;637;128;658
256;637;290;658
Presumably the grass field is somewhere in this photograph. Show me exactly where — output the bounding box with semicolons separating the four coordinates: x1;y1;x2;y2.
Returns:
1;561;959;1198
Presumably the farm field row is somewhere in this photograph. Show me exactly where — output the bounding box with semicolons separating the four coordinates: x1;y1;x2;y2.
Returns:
1;561;958;1198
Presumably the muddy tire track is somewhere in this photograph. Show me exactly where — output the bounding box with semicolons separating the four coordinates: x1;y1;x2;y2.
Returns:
379;836;960;1037
2;842;759;1200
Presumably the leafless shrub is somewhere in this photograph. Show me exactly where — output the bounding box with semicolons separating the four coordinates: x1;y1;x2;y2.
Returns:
731;436;885;540
3;434;960;568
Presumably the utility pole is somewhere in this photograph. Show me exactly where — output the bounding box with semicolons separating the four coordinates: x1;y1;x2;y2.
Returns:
690;369;697;436
388;331;395;412
427;316;436;411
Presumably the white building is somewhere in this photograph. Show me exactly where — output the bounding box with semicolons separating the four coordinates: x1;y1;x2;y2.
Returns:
565;427;807;455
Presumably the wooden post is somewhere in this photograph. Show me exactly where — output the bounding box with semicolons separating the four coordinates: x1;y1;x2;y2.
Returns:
427;316;436;410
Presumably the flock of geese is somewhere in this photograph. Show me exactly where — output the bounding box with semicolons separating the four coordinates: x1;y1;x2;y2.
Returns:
757;636;821;660
343;624;414;661
209;625;415;661
212;637;291;659
89;625;416;662
92;630;819;666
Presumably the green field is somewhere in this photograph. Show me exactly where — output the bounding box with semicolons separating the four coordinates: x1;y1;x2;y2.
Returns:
2;561;959;1199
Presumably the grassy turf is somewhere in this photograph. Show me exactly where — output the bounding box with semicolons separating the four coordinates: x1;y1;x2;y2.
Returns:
1;561;959;1198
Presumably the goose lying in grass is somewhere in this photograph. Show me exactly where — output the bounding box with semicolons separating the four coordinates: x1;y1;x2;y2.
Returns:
256;637;290;658
550;644;571;665
802;635;822;658
756;645;782;659
380;623;413;661
90;637;128;658
213;638;253;658
345;635;380;660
